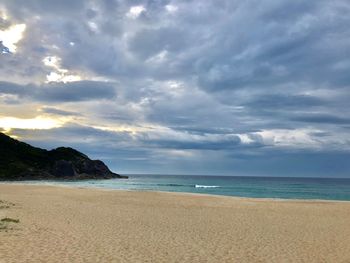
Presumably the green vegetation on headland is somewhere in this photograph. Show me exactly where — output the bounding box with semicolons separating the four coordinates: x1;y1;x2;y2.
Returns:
0;132;127;180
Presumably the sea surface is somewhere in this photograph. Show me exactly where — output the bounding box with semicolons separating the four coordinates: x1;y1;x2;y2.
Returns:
13;174;350;201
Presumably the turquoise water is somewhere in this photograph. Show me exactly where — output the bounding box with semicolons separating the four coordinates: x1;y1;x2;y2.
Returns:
15;174;350;201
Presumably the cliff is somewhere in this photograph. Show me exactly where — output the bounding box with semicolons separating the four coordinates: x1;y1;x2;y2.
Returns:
0;132;127;180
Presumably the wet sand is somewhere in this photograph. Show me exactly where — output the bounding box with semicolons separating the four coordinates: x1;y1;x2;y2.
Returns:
0;184;350;263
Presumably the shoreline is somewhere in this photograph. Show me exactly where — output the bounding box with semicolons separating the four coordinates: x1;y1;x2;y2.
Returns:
1;183;350;262
1;181;350;203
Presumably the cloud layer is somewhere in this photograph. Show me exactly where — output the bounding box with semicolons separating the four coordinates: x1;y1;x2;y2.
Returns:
0;0;349;176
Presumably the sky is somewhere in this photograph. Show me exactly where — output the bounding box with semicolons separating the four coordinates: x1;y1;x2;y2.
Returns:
0;0;349;177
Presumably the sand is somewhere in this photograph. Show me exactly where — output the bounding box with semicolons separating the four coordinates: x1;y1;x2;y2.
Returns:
0;184;350;263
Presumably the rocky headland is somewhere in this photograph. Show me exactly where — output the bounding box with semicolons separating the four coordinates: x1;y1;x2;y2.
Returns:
0;132;127;180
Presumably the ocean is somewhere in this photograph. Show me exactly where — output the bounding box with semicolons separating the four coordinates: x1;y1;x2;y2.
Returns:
15;174;350;201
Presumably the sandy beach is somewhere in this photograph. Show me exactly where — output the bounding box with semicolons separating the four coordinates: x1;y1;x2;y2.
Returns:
0;184;350;263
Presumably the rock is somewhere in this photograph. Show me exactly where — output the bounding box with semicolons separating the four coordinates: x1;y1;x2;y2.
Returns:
51;160;75;177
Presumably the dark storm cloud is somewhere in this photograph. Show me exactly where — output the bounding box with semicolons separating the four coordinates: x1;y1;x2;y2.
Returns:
128;27;188;60
0;81;25;94
36;81;116;102
243;94;326;109
3;0;87;18
0;80;116;102
40;107;82;116
291;114;350;125
1;0;350;175
168;126;237;136
190;1;350;93
141;135;242;151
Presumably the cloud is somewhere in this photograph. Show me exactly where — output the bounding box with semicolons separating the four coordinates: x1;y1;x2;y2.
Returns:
243;94;326;109
291;114;350;125
126;5;146;19
0;23;26;53
0;80;116;102
40;107;82;116
3;0;87;17
0;41;10;53
0;0;349;176
36;81;116;102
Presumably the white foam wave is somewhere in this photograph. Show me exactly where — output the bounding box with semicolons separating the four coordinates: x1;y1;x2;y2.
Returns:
195;184;220;188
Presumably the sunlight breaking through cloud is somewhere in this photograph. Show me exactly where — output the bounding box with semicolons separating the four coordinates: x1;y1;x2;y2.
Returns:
43;56;82;83
126;5;146;19
0;116;63;130
0;23;26;53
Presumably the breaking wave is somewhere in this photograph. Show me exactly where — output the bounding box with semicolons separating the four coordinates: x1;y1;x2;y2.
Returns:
195;185;220;188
